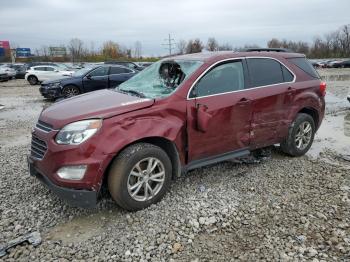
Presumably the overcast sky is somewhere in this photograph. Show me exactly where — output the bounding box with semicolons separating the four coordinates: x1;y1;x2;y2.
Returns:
0;0;349;56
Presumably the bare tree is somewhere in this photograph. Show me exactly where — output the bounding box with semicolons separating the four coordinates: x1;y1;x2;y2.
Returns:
177;39;187;54
68;38;84;62
206;37;219;51
186;38;203;54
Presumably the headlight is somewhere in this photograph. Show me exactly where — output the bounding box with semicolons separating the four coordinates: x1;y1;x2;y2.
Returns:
55;119;102;145
47;82;61;89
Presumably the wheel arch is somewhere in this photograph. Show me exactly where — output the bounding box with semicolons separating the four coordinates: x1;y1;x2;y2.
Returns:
27;74;38;80
101;136;182;193
62;83;82;93
298;107;319;128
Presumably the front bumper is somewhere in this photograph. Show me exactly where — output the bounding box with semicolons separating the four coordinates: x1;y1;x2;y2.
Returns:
39;86;62;99
28;156;97;208
0;74;9;82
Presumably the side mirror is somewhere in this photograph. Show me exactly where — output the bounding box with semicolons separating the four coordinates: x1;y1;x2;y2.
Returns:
86;74;92;79
196;104;212;132
54;69;59;72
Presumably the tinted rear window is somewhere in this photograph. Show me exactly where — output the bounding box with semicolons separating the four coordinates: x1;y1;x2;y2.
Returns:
282;66;294;82
110;67;132;74
247;58;284;87
288;57;320;79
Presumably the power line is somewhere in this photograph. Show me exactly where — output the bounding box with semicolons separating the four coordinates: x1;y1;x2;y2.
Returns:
162;34;176;55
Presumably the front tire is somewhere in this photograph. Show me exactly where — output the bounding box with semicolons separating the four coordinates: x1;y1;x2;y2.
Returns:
280;113;316;156
62;85;80;98
27;75;38;85
108;143;172;211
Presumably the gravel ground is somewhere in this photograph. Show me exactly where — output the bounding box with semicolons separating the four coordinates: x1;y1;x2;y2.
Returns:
0;72;349;261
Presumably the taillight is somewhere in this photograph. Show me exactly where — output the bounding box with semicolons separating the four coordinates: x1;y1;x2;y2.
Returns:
320;82;326;96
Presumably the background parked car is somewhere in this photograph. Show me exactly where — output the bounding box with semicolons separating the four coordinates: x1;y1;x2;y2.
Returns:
137;62;154;68
4;63;27;79
339;60;350;68
25;65;75;85
0;65;16;79
0;71;9;82
39;64;137;99
104;61;144;71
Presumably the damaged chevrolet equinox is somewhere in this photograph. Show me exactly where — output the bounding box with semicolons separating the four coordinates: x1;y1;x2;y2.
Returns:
28;49;326;211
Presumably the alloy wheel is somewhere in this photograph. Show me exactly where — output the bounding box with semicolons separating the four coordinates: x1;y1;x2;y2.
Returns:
127;157;165;202
63;87;79;97
295;121;312;150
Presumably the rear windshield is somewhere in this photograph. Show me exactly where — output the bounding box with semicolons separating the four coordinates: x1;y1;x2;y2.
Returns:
287;57;320;79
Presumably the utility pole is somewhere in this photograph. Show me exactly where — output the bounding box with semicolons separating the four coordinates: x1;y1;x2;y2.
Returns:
162;34;176;56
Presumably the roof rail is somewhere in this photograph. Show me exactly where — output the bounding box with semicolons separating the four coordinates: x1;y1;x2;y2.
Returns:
244;48;291;53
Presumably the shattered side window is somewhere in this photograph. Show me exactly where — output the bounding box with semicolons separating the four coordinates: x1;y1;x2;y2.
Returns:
117;60;203;98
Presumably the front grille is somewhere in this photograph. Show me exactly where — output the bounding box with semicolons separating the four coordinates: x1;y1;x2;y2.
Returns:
31;134;47;160
36;120;53;132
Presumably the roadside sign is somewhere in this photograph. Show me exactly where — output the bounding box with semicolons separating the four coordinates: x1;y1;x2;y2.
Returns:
0;41;10;49
16;48;31;58
49;47;66;57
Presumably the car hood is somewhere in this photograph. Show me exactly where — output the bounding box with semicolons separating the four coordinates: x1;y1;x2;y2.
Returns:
40;89;154;128
42;76;80;85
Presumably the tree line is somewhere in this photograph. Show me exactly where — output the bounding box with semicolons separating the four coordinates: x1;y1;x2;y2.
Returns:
12;23;350;63
179;24;350;58
32;39;155;63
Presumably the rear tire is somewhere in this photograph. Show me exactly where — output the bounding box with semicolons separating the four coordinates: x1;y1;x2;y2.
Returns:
280;113;315;156
108;143;172;211
28;75;38;85
62;85;80;98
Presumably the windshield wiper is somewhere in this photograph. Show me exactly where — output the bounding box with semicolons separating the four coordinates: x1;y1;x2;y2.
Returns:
118;88;146;98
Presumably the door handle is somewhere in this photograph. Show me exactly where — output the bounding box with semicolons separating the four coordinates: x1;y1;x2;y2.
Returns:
287;86;296;95
237;97;251;106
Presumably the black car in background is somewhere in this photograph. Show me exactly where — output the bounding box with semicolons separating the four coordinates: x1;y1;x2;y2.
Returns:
5;64;27;79
0;72;9;82
40;64;137;99
339;60;350;68
104;61;144;71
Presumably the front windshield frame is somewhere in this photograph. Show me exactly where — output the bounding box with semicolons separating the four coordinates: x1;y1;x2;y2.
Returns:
116;59;203;99
72;66;96;77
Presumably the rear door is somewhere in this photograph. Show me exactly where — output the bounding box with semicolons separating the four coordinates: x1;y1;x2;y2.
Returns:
245;57;295;148
82;66;109;92
109;67;135;87
186;59;252;161
44;66;59;80
33;66;47;81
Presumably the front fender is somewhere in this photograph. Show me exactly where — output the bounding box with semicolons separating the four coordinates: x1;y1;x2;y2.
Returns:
102;114;186;156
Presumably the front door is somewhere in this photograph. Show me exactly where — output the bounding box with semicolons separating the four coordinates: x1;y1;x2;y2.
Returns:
186;59;252;162
83;66;109;92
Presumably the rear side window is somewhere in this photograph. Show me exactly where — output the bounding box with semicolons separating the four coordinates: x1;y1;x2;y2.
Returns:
282;66;294;82
192;60;245;97
45;67;55;71
247;58;284;87
287;57;320;79
110;67;132;75
34;67;46;71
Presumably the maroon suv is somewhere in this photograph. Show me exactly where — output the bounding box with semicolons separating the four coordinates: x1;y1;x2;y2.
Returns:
28;49;326;211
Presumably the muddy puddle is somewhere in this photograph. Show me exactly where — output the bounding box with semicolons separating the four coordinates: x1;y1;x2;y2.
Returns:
46;208;125;244
325;92;349;113
308;110;350;159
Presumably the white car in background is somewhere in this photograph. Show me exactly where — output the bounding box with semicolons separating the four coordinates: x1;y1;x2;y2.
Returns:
25;65;75;85
0;65;16;79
